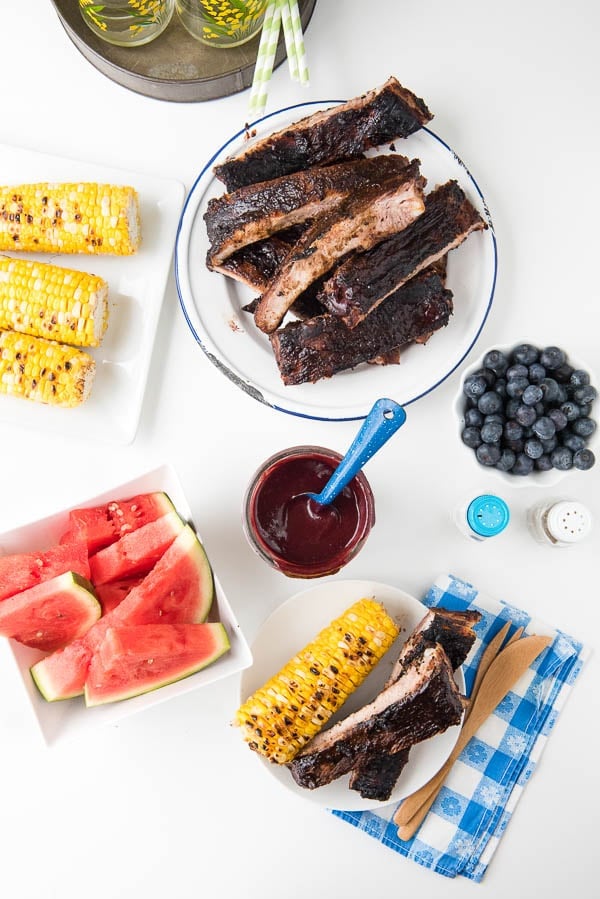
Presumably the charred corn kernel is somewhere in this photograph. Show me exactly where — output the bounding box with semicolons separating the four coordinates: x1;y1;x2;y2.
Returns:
0;183;141;255
0;329;95;407
0;256;109;347
233;598;399;764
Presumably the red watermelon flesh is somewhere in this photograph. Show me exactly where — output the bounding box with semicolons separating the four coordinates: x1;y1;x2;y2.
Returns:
89;510;185;586
0;572;101;652
31;525;214;701
0;542;90;602
60;492;175;555
95;577;144;614
84;623;230;706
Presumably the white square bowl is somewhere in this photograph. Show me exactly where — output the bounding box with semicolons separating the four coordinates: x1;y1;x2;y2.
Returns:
0;464;252;746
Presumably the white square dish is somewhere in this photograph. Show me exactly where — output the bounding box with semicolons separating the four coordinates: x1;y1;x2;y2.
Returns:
0;463;252;746
0;143;185;445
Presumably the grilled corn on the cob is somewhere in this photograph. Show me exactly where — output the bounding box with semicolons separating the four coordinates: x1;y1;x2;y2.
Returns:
0;256;108;347
0;329;95;407
0;182;141;255
233;598;399;764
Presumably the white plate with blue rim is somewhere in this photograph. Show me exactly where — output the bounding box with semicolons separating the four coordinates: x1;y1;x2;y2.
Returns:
175;101;497;421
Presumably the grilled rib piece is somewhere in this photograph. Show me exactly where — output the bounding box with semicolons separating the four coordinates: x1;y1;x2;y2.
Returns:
213;236;293;292
317;180;486;328
269;267;453;385
349;607;480;801
214;77;433;191
205;155;411;267
254;162;426;333
287;643;463;790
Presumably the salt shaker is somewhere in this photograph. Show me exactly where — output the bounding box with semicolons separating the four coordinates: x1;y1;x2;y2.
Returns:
527;499;592;546
455;494;510;542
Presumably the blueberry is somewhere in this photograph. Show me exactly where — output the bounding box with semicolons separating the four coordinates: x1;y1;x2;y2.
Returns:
504;420;523;441
540;436;558;454
522;384;543;406
553;362;574;383
464;407;484;428
493;378;507;398
462;426;482;449
532;416;556;440
478;391;504;415
512;453;535;475
540;378;560;403
555;385;569;405
528;362;547;384
463;375;488;400
524;437;544;459
578;403;593;417
512;344;539;366
548;408;568;431
571;417;596;438
504;437;524;453
506;376;530;399
535;454;553;472
496;448;516;471
483;349;509;375
573;448;596;470
550;446;573;471
505;398;521;418
540;346;566;370
561;432;586;452
476;443;501;466
573;385;597;405
561;401;581;422
473;367;497;387
535;401;546;417
481;420;503;444
484;413;505;424
515;404;537;427
570;369;590;388
506;363;529;380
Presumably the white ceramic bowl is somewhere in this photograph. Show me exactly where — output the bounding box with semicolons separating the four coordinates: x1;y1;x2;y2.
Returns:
0;463;252;746
454;340;599;489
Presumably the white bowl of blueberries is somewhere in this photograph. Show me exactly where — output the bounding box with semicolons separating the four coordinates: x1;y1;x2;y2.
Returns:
455;340;597;485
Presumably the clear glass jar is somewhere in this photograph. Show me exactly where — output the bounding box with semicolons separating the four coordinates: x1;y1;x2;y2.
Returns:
455;494;510;542
527;499;593;546
78;1;175;47
176;0;267;47
243;446;376;578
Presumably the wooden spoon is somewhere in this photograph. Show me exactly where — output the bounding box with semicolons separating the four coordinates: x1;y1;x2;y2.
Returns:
393;634;552;838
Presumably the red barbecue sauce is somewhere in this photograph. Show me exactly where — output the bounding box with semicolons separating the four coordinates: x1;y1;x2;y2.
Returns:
244;447;375;578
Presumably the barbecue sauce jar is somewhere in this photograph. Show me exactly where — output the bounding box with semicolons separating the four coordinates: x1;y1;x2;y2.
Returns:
242;445;376;578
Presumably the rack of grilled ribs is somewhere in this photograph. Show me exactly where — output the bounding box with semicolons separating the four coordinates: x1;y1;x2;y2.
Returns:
287;607;480;798
204;78;488;386
348;607;481;801
213;76;433;191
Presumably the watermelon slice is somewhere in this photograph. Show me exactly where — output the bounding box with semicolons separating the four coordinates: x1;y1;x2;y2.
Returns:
0;572;101;652
0;542;90;602
95;577;144;614
60;492;176;554
31;525;214;701
84;623;230;706
89;510;185;586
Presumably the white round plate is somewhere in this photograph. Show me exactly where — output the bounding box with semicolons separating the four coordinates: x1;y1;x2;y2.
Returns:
239;579;465;811
175;101;498;421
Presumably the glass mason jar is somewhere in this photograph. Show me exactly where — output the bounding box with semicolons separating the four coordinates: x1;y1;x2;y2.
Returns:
78;1;175;47
176;0;267;47
243;446;376;579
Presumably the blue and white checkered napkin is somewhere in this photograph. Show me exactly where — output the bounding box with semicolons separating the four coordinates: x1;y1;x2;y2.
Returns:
331;573;591;882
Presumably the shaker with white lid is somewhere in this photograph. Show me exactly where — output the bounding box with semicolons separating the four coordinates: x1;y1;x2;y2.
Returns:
527;499;593;546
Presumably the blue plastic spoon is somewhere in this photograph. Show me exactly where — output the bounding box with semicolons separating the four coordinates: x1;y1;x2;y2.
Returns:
309;397;407;507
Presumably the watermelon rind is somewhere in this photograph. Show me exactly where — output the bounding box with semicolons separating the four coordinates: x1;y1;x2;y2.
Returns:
84;623;230;706
0;571;101;653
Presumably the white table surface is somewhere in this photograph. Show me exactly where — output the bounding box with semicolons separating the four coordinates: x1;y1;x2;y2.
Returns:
1;2;598;897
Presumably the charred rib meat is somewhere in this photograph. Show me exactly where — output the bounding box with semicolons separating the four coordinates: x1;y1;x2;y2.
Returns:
287;644;463;790
205;155;411;267
317;180;486;328
254;162;426;333
214;77;433;191
269;267;453;385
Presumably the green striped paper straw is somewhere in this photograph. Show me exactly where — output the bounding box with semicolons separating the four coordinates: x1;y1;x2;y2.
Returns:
278;0;300;82
248;0;282;118
288;0;309;85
